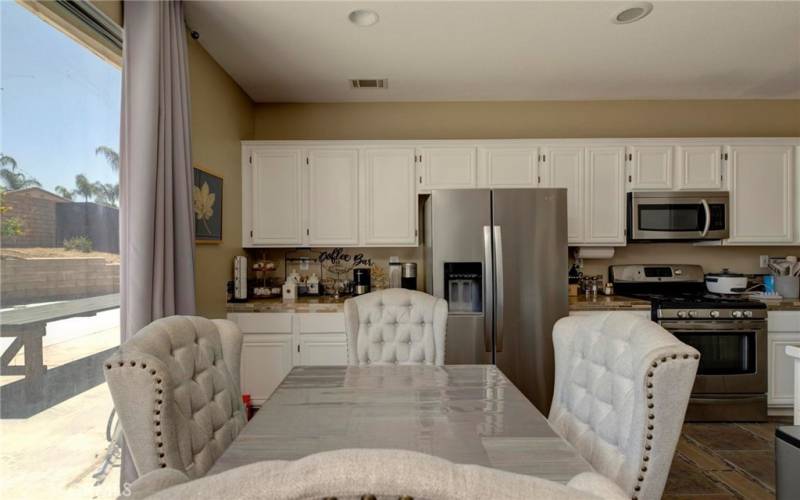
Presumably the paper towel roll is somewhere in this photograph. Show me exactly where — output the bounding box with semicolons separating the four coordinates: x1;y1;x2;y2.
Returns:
574;247;615;260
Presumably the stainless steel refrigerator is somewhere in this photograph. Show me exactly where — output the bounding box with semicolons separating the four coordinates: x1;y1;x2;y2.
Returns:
424;189;568;414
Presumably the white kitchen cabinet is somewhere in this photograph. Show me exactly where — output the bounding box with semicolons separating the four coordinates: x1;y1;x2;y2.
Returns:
362;148;418;246
676;145;724;190
542;147;585;244
479;147;540;188
418;147;477;191
585;146;627;245
246;149;304;246
298;334;348;366
628;145;673;190
240;334;293;405
307;149;359;246
727;145;794;244
768;311;800;410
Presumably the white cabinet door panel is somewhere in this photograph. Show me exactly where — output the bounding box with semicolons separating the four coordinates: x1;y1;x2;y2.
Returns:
363;149;417;245
250;149;303;245
728;145;793;244
768;332;800;407
298;334;348;366
240;334;293;405
419;147;476;190
307;149;359;245
297;313;346;333
481;148;539;188
585;147;626;244
543;147;585;244
676;145;723;190
630;146;673;190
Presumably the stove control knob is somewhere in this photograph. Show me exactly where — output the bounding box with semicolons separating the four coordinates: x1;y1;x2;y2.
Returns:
677;311;688;319
732;310;743;319
743;310;753;318
688;311;699;318
709;310;720;319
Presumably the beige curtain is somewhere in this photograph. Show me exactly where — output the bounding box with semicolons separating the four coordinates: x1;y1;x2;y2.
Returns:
118;0;195;486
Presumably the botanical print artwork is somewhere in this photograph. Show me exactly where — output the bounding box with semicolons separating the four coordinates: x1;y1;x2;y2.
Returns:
193;167;222;243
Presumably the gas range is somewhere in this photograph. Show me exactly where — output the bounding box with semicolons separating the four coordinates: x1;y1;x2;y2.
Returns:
609;264;768;422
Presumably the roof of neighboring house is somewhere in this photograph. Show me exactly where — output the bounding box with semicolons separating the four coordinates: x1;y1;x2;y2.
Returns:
3;187;70;202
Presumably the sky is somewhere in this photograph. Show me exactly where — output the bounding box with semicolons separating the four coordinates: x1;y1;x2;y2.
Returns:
1;0;120;193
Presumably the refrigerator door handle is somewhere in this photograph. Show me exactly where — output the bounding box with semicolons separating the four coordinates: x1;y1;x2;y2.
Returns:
483;225;493;353
493;225;504;353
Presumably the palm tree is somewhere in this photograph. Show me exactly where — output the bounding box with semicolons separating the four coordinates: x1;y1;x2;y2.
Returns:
93;182;119;207
95;146;119;173
74;174;96;202
0;154;41;190
54;185;74;200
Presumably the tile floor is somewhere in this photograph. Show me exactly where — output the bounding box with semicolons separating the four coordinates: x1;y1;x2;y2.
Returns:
663;418;793;500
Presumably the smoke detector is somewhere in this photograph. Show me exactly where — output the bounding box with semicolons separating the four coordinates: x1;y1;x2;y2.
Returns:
612;2;653;24
349;79;388;89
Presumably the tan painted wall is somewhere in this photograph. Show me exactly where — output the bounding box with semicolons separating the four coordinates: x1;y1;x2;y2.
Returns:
253;100;800;140
188;37;255;318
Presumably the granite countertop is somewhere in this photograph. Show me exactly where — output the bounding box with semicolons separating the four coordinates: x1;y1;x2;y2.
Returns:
762;299;800;311
568;294;651;311
227;296;346;313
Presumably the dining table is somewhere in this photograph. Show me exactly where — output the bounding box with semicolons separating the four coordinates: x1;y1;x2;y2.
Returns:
211;364;593;483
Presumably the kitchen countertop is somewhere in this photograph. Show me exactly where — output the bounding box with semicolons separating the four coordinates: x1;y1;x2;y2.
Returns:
568;294;651;311
761;299;800;311
227;296;346;313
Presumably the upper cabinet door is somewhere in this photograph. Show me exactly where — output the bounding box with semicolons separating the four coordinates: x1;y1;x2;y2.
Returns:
676;145;723;190
728;145;794;244
480;147;539;188
307;149;359;246
629;145;673;190
585;146;626;244
249;149;304;245
419;147;477;190
543;147;585;244
363;148;417;246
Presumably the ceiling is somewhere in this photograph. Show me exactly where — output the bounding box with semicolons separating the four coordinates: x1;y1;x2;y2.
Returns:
184;1;800;103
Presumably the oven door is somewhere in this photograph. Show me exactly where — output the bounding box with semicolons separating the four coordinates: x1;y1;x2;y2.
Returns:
659;320;767;394
628;192;729;241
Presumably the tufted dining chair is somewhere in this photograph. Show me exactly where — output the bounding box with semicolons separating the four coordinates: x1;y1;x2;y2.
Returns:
104;316;247;479
344;289;448;366
548;312;700;500
125;448;629;500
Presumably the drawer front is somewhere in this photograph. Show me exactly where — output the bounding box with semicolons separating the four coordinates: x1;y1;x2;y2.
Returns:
227;313;293;333
297;313;346;333
768;312;800;333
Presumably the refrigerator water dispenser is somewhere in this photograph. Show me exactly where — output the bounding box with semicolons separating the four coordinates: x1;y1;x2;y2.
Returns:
444;262;483;313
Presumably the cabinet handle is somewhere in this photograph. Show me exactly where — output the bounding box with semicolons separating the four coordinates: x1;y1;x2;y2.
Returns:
628;175;632;183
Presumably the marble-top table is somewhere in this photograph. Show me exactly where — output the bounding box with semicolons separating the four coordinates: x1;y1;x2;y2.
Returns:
211;365;593;483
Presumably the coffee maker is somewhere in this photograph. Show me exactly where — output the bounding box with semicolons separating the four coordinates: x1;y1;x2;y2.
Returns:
353;268;371;296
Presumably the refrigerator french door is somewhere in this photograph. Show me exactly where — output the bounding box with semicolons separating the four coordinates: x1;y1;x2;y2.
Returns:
424;189;568;414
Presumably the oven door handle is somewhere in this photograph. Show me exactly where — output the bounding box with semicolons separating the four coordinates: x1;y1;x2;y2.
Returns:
700;199;711;237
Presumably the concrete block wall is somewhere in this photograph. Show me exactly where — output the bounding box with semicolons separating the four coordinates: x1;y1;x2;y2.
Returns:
0;257;119;306
2;191;57;247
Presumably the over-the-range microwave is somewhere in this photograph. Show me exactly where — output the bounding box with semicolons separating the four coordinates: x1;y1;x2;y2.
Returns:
627;191;729;242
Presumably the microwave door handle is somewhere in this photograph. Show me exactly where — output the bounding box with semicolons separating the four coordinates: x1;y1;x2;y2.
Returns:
700;199;711;237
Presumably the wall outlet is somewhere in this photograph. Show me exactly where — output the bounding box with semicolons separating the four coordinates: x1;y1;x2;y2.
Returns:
759;255;770;268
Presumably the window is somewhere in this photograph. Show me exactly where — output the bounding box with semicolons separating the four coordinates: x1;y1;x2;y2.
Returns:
1;2;122;498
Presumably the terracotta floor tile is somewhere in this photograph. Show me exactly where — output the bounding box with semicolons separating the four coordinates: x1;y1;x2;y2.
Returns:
709;470;774;500
665;455;732;496
677;436;731;471
716;450;775;491
683;423;771;451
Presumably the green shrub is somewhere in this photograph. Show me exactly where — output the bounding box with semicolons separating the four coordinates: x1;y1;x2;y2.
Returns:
64;235;93;253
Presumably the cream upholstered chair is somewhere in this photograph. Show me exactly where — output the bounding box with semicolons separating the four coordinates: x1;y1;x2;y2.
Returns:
104;316;246;479
549;312;700;500
344;289;448;366
125;448;629;500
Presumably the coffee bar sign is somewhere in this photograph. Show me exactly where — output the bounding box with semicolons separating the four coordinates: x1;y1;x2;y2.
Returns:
318;248;373;268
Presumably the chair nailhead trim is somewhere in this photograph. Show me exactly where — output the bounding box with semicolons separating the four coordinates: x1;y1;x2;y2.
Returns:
104;359;168;469
633;352;699;497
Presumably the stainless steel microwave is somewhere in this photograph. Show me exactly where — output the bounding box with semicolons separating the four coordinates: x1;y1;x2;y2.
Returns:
627;191;729;242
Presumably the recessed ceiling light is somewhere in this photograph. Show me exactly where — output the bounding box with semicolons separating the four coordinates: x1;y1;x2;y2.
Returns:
348;9;379;27
612;2;653;24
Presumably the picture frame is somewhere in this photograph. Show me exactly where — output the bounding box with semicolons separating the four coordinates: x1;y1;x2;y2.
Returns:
193;166;223;244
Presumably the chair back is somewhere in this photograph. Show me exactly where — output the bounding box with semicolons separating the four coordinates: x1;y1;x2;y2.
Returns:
549;312;699;500
104;316;246;478
344;289;448;366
